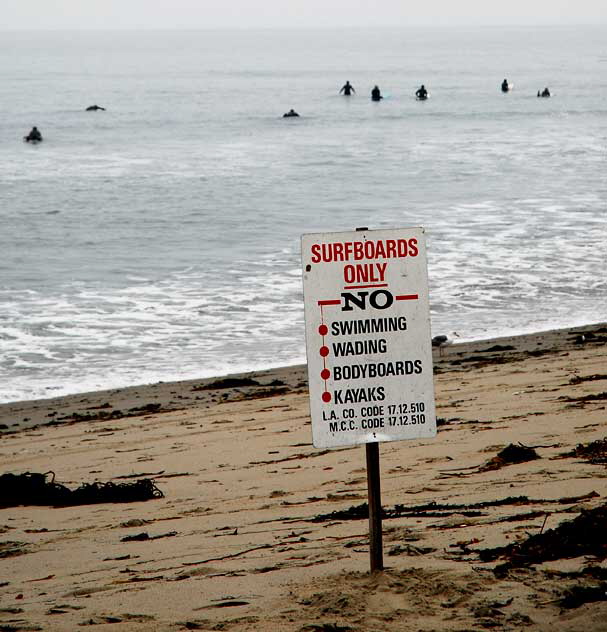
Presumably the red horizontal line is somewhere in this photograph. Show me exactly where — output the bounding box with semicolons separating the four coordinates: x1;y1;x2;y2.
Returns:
395;294;419;301
343;283;388;290
318;299;341;306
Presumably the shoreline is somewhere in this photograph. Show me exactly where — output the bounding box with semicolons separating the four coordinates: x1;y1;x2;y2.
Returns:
3;319;605;409
2;321;605;434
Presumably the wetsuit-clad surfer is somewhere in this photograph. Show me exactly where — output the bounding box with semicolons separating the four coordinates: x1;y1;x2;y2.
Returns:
86;104;106;111
415;84;428;100
339;81;355;96
283;109;300;118
371;85;382;101
24;126;42;142
501;79;510;92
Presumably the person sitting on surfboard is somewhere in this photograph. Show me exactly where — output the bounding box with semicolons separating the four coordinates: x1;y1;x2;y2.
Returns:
24;126;42;142
339;81;355;96
415;84;428;100
501;79;510;92
538;87;550;98
283;109;299;118
371;85;382;101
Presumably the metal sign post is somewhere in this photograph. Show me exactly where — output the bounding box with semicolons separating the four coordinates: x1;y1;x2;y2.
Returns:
366;441;383;571
359;227;383;573
301;226;436;573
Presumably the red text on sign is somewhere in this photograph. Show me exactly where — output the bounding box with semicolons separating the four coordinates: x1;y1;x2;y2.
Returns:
310;238;418;263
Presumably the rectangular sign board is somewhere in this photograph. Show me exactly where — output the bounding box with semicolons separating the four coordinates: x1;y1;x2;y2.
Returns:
302;227;436;448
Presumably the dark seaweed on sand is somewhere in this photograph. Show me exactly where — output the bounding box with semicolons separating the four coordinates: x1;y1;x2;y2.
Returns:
47;402;167;426
192;377;260;390
478;503;607;574
0;471;163;508
310;496;533;523
310;492;599;524
559;391;607;404
568;373;607;385
478;443;540;471
563;437;607;465
559;584;607;609
439;443;541;477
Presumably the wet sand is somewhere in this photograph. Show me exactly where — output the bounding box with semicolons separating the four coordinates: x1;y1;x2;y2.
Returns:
1;323;607;631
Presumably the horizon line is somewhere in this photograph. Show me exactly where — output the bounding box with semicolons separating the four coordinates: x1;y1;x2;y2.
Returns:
1;22;605;32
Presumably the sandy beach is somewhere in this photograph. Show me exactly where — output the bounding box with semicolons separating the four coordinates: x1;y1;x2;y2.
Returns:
1;323;607;631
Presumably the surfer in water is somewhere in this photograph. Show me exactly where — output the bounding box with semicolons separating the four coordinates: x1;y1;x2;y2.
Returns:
415;84;428;100
371;85;382;101
283;109;300;118
86;104;106;111
501;78;511;92
339;81;355;96
24;126;42;142
537;87;551;98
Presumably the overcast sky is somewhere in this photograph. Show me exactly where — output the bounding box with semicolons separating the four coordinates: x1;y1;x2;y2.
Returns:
3;0;606;29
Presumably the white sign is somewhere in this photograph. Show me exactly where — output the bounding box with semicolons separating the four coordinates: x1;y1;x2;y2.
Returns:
301;227;436;448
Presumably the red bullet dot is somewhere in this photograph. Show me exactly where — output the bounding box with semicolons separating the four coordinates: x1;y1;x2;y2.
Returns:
322;391;331;403
321;368;330;380
320;346;329;357
318;324;328;336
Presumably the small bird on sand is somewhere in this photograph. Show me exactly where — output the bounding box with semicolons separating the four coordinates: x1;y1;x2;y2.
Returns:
432;333;459;357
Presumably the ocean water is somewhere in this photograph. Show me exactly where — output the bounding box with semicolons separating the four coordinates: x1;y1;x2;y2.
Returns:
1;27;606;404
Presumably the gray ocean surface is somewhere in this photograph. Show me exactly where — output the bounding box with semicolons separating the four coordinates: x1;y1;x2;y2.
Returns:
1;27;606;403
